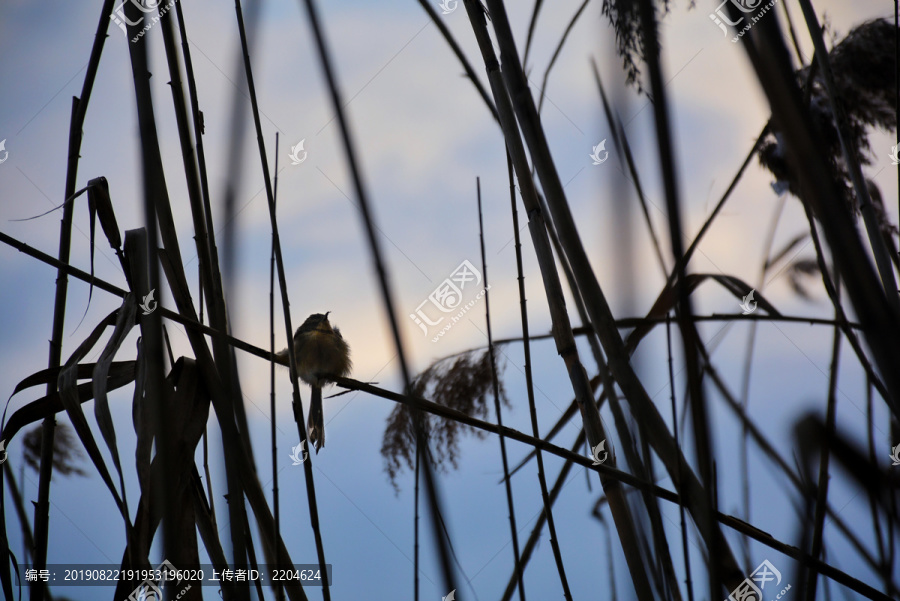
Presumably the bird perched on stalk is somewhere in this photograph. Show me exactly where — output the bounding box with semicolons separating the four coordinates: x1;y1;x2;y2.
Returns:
275;312;351;452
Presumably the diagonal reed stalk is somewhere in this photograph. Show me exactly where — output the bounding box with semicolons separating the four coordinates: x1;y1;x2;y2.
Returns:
632;3;720;592
476;178;526;601
233;0;330;594
23;4;116;600
666;316;694;601
801;277;842;601
468;0;744;592
506;151;572;600
464;2;654;597
298;0;459;591
414;0;499;123
535;0;591;117
337;374;892;600
271;133;285;601
500;432;585;601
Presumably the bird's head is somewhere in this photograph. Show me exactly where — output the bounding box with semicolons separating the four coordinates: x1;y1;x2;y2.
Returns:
297;312;333;335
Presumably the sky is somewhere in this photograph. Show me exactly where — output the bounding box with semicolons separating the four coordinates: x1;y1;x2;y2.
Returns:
0;0;898;599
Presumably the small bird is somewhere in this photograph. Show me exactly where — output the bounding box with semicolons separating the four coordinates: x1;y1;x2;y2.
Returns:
276;313;351;452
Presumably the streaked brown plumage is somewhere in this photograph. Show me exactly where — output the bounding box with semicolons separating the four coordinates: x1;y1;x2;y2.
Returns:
276;312;351;452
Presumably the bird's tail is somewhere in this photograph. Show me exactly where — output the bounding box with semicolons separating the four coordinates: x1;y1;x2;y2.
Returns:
274;348;290;367
308;385;324;452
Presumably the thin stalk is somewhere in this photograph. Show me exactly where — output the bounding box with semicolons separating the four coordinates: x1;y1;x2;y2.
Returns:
158;5;257;569
158;0;215;316
500;433;585;601
803;278;842;600
866;381;894;595
667;317;693;601
522;0;544;70
414;447;420;601
703;353;897;589
631;2;719;593
535;0;590;116
166;0;254;480
665;123;771;292
125;1;176;567
298;0;457;590
414;0;498;123
30;4;116;598
173;0;233;395
507;152;571;599
476;178;525;601
738;196;787;562
203;428;216;530
4;464;35;566
780;0;805;66
271;132;284;601
173;0;219;279
31;98;77;601
158;251;307;601
467;0;654;595
590;57;683;600
235;0;330;590
605;519;618;601
127;1;253;588
473;0;741;590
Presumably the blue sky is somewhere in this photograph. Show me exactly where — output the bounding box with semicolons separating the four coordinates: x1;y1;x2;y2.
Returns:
1;0;898;599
